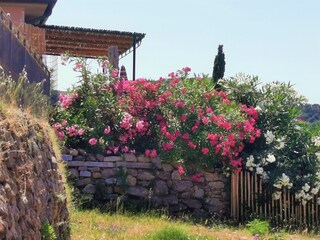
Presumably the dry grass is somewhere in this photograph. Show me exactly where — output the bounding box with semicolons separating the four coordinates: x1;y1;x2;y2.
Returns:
67;209;320;240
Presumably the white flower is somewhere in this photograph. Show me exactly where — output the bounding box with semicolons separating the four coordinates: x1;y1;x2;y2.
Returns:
302;183;310;192
315;152;320;161
312;136;320;147
266;154;276;163
264;130;275;144
256;167;264;175
255;106;262;112
262;172;269;181
311;187;319;195
246;155;255;171
302;199;307;205
317;197;320;205
272;191;281;200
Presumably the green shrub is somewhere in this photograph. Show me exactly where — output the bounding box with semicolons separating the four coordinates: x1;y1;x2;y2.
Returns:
148;227;190;240
41;222;57;240
246;219;270;236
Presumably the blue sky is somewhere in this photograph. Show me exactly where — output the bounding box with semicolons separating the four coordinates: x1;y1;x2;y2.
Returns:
47;0;320;103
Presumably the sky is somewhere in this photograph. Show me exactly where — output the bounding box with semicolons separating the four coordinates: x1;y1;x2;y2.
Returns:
47;0;320;103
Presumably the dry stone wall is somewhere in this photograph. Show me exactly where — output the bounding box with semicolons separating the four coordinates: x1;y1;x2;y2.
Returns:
64;149;230;218
0;111;69;240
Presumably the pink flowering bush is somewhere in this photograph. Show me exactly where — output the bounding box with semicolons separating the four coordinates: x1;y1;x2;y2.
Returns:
52;58;259;173
154;69;259;173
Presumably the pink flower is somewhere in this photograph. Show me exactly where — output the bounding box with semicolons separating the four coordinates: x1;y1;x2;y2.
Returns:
174;100;185;108
202;117;210;125
101;60;109;68
61;120;68;126
53;123;61;130
182;66;191;72
180;114;187;122
204;93;211;99
111;69;119;78
202;148;209;155
182;133;190;140
73;62;83;72
188;141;197;149
104;126;111;134
177;165;185;175
136;120;145;132
57;131;64;140
88;138;98;145
150;149;157;158
77;129;84;136
162;142;174;151
145;149;151;157
206;107;213;114
192;173;202;182
181;88;187;94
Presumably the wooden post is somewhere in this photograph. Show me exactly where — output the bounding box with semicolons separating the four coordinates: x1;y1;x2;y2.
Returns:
132;33;137;80
108;46;119;70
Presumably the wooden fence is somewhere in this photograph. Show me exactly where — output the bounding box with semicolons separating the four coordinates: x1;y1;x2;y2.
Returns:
231;171;320;228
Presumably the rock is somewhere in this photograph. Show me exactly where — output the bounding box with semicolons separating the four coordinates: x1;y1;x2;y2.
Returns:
169;203;187;212
171;171;181;181
78;166;88;171
69;149;79;157
0;221;6;238
204;198;226;214
79;170;91;177
105;178;117;185
92;172;102;178
172;181;192;192
162;164;173;172
181;191;192;198
88;167;100;172
137;155;151;163
51;156;57;164
87;154;96;161
96;154;104;161
126;175;137;186
61;155;73;161
123;153;137;162
75;178;91;187
78;149;87;155
104;156;122;162
194;186;205;199
182;199;202;209
68;168;79;178
82;184;96;194
157;171;171;180
127;186;149;198
73;155;85;161
116;162;152;169
204;171;219;182
151;157;161;169
154;180;168;196
137;171;155;181
162;195;178;205
127;169;137;177
208;181;225;190
101;168;118;178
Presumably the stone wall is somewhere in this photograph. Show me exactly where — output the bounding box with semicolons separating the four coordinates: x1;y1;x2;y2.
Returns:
0;110;69;239
63;149;230;218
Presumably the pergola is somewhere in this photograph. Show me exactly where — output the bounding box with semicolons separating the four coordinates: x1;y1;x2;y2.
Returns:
40;25;146;80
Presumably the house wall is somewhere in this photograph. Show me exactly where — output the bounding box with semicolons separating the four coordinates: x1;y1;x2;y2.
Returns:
2;6;25;25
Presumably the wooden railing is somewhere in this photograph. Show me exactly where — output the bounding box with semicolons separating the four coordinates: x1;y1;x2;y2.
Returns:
0;7;48;75
231;171;320;228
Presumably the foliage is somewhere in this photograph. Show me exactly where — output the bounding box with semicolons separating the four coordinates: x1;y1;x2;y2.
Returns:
0;66;50;118
221;74;320;204
212;44;226;88
41;222;57;240
148;227;191;240
300;103;320;123
52;59;258;174
246;219;270;236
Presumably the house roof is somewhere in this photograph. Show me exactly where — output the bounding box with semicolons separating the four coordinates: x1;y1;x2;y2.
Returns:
40;25;146;59
0;0;57;25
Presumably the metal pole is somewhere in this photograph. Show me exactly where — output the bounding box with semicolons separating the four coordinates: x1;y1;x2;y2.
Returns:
132;33;136;80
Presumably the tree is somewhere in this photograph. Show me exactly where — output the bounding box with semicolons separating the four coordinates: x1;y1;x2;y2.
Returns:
212;45;226;88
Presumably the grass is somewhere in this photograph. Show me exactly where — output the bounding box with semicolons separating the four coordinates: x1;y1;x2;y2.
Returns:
66;206;320;240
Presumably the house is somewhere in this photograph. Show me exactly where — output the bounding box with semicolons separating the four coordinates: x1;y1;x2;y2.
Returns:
0;0;145;94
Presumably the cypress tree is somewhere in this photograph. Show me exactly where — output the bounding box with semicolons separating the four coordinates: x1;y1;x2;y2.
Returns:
212;45;226;87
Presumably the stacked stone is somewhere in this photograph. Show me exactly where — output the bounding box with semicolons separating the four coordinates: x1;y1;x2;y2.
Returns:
64;149;230;218
0;113;69;239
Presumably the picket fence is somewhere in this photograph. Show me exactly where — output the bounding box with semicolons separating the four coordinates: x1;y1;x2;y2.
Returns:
231;171;320;227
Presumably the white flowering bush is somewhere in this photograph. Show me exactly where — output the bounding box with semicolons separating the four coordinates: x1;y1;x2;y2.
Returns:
221;74;320;204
